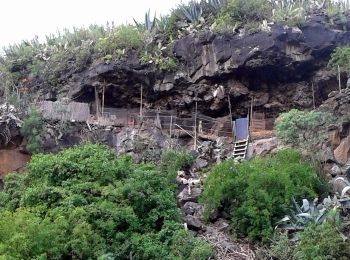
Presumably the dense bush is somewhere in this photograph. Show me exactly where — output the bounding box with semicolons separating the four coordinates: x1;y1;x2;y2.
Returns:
295;222;349;260
271;0;306;26
328;46;350;73
160;149;194;181
258;222;349;260
212;0;271;33
20;108;43;154
96;25;145;56
200;149;323;241
0;144;212;259
274;109;330;151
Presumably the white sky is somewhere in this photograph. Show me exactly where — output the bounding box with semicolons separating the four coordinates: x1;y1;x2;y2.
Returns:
0;0;188;48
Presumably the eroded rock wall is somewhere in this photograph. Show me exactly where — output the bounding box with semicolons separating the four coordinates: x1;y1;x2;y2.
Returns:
44;14;350;122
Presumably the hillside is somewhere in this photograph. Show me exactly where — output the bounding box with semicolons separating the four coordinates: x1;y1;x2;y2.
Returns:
1;0;350;259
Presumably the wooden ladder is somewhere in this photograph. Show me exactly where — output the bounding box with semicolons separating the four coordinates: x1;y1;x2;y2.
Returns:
233;139;249;160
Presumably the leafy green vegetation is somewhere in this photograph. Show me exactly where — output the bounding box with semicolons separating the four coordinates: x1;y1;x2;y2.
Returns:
0;144;212;259
212;0;271;33
259;222;350;260
271;0;306;27
96;25;145;56
294;222;349;260
328;46;350;73
160;149;194;181
20;108;43;154
200;149;323;241
274;109;331;152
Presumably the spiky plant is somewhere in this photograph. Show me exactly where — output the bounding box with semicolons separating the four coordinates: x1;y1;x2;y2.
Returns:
276;197;341;233
156;15;169;32
179;0;203;24
207;0;227;13
133;9;157;32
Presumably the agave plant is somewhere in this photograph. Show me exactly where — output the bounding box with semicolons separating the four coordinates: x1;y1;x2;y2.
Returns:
270;0;307;26
207;0;227;13
156;15;169;32
133;9;157;32
276;197;341;232
179;0;203;24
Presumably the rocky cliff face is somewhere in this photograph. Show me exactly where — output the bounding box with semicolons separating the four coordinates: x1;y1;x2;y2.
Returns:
50;13;350;120
2;13;350;176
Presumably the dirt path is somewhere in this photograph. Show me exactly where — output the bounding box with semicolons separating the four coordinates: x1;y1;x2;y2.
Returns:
199;223;255;260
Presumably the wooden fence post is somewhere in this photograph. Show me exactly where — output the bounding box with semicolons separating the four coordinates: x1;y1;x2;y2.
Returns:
338;65;342;92
311;82;316;109
140;86;143;122
194;96;198;150
228;94;234;139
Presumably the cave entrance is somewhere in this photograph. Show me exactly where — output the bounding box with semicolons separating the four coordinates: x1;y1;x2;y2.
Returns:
88;85;141;127
249;104;278;140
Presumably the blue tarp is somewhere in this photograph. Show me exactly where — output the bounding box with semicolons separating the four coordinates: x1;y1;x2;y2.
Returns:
234;117;249;140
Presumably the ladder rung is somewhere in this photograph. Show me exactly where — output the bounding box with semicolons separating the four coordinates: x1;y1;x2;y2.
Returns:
235;139;248;142
234;144;247;148
234;148;247;152
235;141;247;144
233;138;249;161
235;140;248;143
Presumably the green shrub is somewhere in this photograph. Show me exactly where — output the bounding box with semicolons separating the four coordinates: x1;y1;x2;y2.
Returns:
20;109;43;154
295;222;349;260
157;56;177;72
140;49;178;72
0;144;208;259
272;1;306;27
160;149;194;179
164;9;182;40
96;25;145;56
324;0;349;21
256;232;297;260
200;149;323;241
213;0;271;33
274;109;331;160
259;223;349;260
328;46;350;73
269;232;296;260
0;208;67;259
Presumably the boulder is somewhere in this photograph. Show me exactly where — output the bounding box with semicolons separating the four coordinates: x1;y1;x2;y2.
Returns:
331;164;342;177
183;215;205;231
183;202;202;216
327;125;341;148
334;135;350;164
332;176;350;197
251;137;278;156
177;187;202;205
194;158;208;170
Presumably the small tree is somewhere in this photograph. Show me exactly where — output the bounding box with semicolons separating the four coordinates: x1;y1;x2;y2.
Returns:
275;109;330;149
328;46;350;74
21;108;43;154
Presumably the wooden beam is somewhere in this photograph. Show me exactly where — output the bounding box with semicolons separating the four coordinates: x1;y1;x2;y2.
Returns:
101;84;105;116
140;86;143;121
338;65;342;92
227;94;234;139
249;97;254;128
194;96;198;150
311;82;316;109
94;86;100;120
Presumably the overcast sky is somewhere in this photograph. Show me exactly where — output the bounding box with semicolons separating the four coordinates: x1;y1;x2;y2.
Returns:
0;0;188;48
